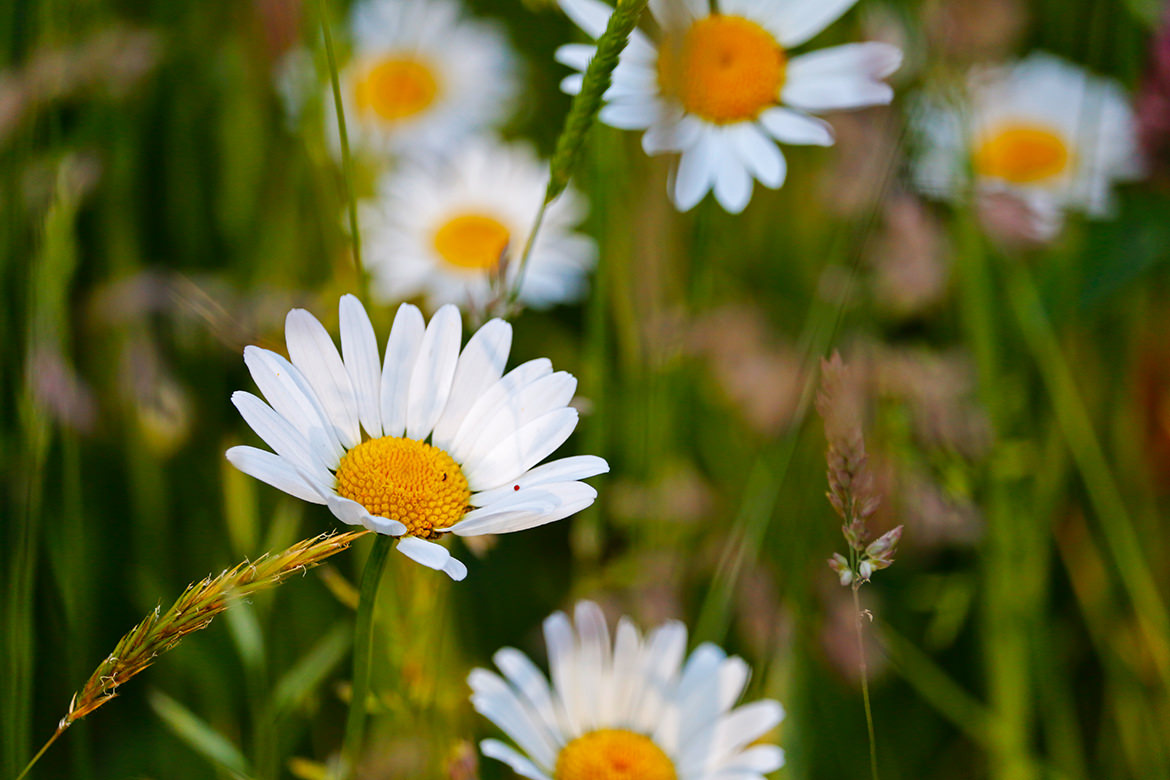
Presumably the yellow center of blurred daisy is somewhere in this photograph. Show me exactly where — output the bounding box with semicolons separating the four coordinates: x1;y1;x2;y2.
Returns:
334;436;470;538
657;15;785;124
353;56;439;122
973;123;1072;184
433;213;512;271
555;730;677;780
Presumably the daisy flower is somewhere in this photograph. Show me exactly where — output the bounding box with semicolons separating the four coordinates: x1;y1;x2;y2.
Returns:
913;53;1144;240
335;0;518;158
226;295;608;581
362;140;597;312
556;0;902;213
470;601;785;780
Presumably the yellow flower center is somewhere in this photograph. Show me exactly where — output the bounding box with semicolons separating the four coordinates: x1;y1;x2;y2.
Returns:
555;730;677;780
973;122;1072;184
657;14;785;124
334;436;470;538
353;55;440;122
432;213;512;271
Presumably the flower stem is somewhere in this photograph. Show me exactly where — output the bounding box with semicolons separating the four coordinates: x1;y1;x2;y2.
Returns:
318;0;363;284
852;583;880;780
339;534;393;778
14;726;63;780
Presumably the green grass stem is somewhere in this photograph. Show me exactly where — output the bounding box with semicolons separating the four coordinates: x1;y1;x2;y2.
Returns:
338;534;393;779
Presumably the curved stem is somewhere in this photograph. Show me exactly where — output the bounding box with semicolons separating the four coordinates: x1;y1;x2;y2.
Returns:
506;197;549;309
318;0;364;286
15;726;64;780
852;583;879;780
339;535;394;778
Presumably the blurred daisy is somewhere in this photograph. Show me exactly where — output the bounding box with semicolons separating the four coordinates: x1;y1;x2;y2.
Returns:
362;140;596;312
227;295;607;580
336;0;517;157
470;600;786;780
556;0;902;213
914;53;1143;240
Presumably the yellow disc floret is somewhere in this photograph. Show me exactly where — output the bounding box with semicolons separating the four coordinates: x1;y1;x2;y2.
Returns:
335;436;470;538
555;729;677;780
353;55;440;122
433;213;512;271
657;15;785;124
973;122;1072;184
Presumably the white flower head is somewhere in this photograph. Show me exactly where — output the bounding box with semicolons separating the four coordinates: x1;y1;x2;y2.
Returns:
362;139;597;312
913;52;1144;240
333;0;518;158
556;0;902;213
470;600;786;780
227;296;608;581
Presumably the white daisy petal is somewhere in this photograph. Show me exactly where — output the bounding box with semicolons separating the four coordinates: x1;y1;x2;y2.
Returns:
728;123;785;189
243;346;345;467
782;74;894;112
479;739;552;780
555;43;595;70
231;391;330;481
396;536;459;576
453;483;598;535
225;446;327;505
470;669;561;767
469;454;609;506
560;73;585;95
464;408;579;491
785;42;903;84
558;0;614;39
323;493;372;527
493;648;563;738
599;100;659;130
712;142;754;214
339;294;383;439
460;371;577;467
771;0;861;48
380;303;426;438
673;130;719;211
405;303;461;440
450;358;554;462
432;318;512;452
759;106;835;146
285;308;362;448
718;744;786;773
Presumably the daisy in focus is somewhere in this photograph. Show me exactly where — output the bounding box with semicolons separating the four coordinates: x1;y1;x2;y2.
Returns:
470;600;785;780
226;295;607;580
362;140;597;312
556;0;902;213
914;53;1144;241
334;0;518;158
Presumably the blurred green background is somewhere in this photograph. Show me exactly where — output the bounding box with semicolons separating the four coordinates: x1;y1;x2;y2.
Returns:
4;0;1170;778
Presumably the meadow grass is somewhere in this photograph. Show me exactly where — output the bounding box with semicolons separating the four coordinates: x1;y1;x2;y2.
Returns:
3;0;1170;778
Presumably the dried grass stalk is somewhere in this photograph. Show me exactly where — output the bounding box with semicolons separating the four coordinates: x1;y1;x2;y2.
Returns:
62;529;368;728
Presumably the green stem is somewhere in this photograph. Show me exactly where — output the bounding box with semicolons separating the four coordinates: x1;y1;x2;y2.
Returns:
14;727;63;780
852;584;880;780
318;0;363;283
506;197;548;308
339;535;393;778
1006;264;1170;691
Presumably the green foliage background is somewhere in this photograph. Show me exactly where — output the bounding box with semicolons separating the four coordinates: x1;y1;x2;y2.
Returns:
3;0;1170;778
